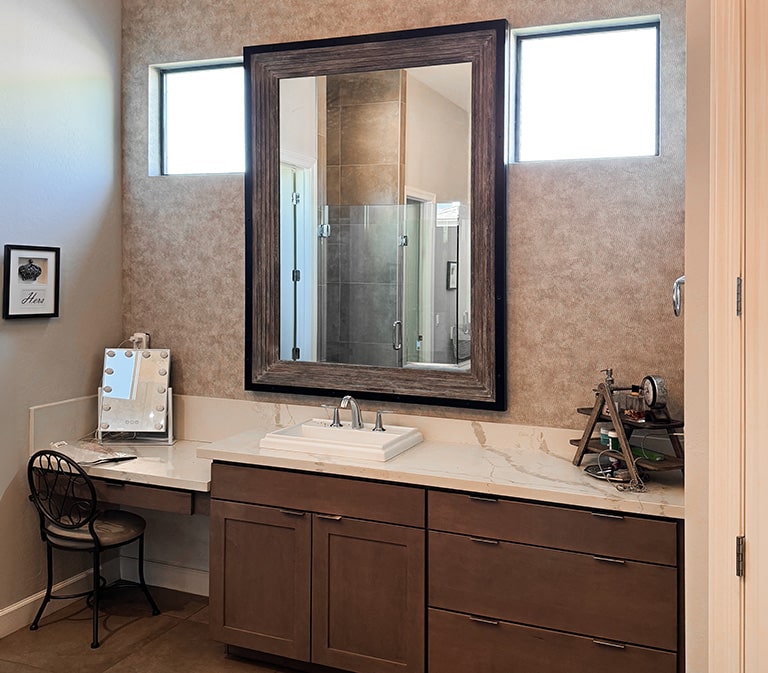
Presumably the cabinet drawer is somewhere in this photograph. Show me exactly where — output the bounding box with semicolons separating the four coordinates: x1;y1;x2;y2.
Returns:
92;479;193;514
429;531;677;651
428;490;677;565
428;608;676;673
211;464;424;527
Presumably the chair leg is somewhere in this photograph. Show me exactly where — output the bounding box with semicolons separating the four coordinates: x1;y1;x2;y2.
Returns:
91;549;100;649
137;535;160;615
30;544;53;631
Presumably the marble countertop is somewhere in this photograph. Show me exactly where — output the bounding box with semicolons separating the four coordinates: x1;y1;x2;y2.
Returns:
50;439;212;492
197;428;684;519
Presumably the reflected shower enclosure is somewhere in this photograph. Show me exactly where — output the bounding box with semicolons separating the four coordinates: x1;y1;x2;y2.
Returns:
279;65;472;370
308;203;470;368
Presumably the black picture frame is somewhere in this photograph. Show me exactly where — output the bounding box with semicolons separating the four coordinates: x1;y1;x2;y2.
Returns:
3;245;61;319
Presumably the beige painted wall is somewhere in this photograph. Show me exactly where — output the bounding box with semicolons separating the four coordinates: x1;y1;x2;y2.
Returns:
406;72;471;203
0;0;123;609
121;0;685;430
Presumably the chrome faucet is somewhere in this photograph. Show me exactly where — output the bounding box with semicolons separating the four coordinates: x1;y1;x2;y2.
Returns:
340;395;364;429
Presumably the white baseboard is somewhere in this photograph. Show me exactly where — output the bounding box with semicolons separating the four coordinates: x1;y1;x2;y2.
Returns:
119;556;209;597
0;556;207;641
0;558;120;640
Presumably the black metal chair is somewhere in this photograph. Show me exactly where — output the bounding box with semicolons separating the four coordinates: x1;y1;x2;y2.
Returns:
27;449;160;648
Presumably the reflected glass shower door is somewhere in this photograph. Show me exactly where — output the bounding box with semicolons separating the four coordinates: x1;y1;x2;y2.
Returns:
321;205;403;367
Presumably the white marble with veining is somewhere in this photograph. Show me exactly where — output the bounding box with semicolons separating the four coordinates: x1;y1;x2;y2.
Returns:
197;426;684;519
57;440;212;492
29;395;684;517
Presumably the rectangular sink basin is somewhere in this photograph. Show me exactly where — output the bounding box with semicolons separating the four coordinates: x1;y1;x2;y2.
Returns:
259;418;423;461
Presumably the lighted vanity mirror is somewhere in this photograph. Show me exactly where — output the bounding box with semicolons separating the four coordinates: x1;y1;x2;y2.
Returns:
245;20;507;409
98;349;172;442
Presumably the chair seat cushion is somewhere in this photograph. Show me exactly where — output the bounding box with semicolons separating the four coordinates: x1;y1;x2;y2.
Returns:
45;510;146;550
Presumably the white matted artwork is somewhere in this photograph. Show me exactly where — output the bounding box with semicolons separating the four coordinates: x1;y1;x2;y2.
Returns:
3;245;60;318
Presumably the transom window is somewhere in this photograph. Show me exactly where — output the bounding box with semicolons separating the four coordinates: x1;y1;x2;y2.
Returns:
159;63;244;175
515;21;660;162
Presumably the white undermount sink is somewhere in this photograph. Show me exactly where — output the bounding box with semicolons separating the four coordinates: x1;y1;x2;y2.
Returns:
259;418;423;461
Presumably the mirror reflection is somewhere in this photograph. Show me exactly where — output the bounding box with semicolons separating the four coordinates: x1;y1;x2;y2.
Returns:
279;63;472;370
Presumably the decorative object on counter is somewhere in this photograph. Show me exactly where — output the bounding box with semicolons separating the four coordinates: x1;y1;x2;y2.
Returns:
2;244;60;319
97;340;173;445
641;374;668;409
49;439;137;466
584;461;632;483
571;368;684;492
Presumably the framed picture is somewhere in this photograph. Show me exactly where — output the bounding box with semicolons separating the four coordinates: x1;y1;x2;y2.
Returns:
446;260;457;290
3;245;60;319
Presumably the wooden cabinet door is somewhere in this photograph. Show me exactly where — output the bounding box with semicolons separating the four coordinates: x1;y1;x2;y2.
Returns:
209;500;311;660
311;515;425;673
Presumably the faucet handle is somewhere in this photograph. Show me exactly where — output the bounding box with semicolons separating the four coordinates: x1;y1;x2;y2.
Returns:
321;404;342;427
373;410;393;432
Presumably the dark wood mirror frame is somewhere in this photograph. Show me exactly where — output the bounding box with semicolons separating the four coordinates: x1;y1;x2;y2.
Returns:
244;20;508;410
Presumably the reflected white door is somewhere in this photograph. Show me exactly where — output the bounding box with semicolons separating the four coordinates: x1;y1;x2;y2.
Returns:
279;163;316;361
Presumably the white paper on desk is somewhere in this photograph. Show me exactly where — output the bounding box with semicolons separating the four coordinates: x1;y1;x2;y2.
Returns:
50;440;137;466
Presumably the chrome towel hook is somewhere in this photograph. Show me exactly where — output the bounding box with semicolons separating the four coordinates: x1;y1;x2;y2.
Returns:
672;275;685;317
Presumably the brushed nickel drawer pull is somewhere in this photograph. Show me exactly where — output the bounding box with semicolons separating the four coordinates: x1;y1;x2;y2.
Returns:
104;481;126;488
590;511;625;520
469;616;500;626
468;495;498;503
317;514;343;521
279;509;306;517
593;639;626;649
592;555;626;564
470;537;500;545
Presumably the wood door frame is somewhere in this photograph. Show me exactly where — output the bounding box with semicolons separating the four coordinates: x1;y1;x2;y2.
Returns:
744;0;768;669
708;1;746;671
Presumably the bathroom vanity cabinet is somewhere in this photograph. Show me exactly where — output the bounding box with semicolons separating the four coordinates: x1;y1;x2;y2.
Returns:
208;463;683;673
209;463;426;673
427;490;682;673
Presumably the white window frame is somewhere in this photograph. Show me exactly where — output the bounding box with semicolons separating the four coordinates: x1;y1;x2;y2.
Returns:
148;58;243;176
512;17;661;163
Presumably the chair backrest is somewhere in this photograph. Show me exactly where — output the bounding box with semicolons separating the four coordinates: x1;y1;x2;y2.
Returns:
28;450;98;531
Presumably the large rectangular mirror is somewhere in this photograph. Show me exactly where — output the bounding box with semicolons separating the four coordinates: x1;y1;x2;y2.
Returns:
245;20;507;409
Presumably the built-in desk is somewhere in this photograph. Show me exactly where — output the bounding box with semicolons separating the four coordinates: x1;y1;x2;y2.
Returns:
38;440;212;515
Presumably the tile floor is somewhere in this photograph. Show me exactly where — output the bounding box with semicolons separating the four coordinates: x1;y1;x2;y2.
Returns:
0;586;281;673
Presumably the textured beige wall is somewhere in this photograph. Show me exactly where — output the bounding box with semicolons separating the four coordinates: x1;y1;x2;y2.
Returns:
122;0;685;429
0;0;123;611
683;0;709;669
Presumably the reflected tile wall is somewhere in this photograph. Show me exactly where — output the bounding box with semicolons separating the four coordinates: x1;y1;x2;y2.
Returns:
327;70;405;206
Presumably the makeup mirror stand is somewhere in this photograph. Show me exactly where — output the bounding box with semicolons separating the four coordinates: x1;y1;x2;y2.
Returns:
96;387;174;445
96;346;175;445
